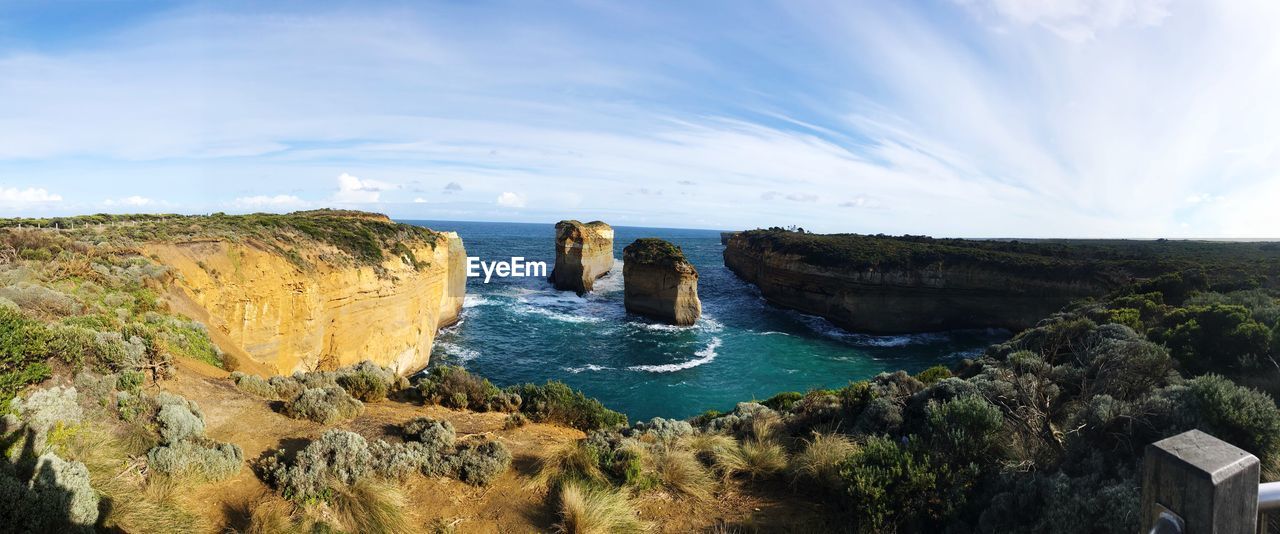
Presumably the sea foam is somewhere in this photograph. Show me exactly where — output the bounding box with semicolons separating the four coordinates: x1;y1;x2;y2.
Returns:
628;337;721;373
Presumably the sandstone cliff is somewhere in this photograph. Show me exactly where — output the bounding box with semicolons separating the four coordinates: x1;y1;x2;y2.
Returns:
723;231;1122;334
551;220;614;294
144;213;466;376
623;238;701;325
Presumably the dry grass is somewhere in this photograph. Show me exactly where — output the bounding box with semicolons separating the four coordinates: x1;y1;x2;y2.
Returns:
529;440;608;490
736;441;788;480
554;480;647;534
57;421;208;532
327;479;411;534
789;433;858;488
653;447;716;501
244;495;305;534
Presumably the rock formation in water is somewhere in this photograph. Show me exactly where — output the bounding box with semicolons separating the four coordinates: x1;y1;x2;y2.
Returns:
550;220;615;294
723;230;1124;334
623;238;701;325
146;211;466;376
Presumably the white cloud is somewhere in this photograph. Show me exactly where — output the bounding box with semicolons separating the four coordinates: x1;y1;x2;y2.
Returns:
104;195;154;206
233;194;308;210
413;197;426;203
0;186;62;205
959;0;1172;41
496;192;526;208
333;173;389;203
443;182;462;193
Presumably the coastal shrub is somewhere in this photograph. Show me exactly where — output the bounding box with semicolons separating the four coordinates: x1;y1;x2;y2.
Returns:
402;417;456;451
762;391;804;411
1176;374;1280;461
229;371;276;398
28;452;100;530
415;365;517;412
0;282;81;317
837;436;937;533
156;403;205;444
0;307;56;410
282;386;363;424
504;412;529;429
1156;304;1273;374
922;395;1004;465
701;402;776;437
368;440;433;480
146;440;243;480
916;365;953;385
335;361;405;402
554;480;646;534
633;417;694;441
512;381;626;431
455;440;511;486
11;386;82;437
262;430;374;502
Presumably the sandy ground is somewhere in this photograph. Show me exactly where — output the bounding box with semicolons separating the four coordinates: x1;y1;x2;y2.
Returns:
160;358;840;533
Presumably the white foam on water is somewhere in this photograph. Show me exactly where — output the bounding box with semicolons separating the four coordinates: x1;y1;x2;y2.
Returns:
515;305;605;324
589;260;624;295
793;313;950;346
436;341;480;361
463;295;495;308
628;337;721;373
564;364;613;374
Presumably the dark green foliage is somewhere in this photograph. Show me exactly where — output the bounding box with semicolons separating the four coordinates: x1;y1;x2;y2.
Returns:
1156;304;1273;374
837;436;938;533
511;380;627;431
916;365;952;385
922;395;1003;465
415;365;519;412
622;238;689;267
761;391;803;411
1176;374;1280;462
0;307;55;412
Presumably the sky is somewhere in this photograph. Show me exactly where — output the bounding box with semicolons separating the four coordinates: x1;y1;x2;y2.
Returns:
1;0;1278;237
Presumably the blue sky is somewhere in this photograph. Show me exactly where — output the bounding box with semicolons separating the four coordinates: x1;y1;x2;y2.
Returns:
1;0;1278;236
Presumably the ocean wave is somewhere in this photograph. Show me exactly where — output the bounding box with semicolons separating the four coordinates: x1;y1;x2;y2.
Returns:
515;305;605;324
435;341;480;361
630;314;724;333
628;337;721;373
793;313;949;346
589;260;624;295
462;295;495;308
564;363;613;374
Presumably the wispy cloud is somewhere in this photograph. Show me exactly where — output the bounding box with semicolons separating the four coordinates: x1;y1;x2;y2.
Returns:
0;1;1277;235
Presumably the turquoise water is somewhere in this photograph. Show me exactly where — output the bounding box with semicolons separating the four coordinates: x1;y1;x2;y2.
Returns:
407;220;1008;421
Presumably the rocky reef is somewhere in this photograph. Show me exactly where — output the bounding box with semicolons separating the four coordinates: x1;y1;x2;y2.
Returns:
145;212;466;376
623;238;701;325
723;230;1126;334
550;220;614;294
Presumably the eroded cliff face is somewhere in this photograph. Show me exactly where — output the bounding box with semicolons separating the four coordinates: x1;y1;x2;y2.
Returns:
623;239;701;326
723;234;1111;334
146;232;466;376
551;220;614;294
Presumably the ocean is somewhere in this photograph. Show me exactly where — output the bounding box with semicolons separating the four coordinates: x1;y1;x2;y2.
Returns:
406;220;1009;422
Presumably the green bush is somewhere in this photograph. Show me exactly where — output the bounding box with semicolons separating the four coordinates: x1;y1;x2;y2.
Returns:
837;436;937;533
281;386;364;424
147;440;243;481
0;307;55;411
511;381;626;431
262;430;374;502
337;370;390;402
1182;374;1280;462
229;371;276;398
415;365;517;412
402;417;456;451
923;395;1003;465
455;441;511;486
761;391;803;411
916;365;953;385
1158;304;1272;374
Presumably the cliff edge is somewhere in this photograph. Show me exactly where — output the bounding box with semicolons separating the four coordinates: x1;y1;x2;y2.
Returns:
550;220;614;294
723;230;1128;334
140;210;466;375
623;238;701;325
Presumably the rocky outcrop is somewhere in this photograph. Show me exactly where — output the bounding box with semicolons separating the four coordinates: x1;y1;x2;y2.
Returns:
724;232;1118;334
623;238;701;325
720;232;740;245
551;220;614;294
146;230;466;376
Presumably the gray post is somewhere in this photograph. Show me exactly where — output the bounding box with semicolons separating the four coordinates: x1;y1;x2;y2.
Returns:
1142;429;1260;533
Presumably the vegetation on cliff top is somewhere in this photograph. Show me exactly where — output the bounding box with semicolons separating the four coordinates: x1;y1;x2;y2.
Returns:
622;238;691;268
735;228;1280;289
1;209;442;272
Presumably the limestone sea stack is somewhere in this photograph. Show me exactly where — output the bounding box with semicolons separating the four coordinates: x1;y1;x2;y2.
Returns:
550;220;615;294
623;238;701;325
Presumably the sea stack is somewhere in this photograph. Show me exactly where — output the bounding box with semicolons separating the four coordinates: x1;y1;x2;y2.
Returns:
550;220;615;294
623;238;701;325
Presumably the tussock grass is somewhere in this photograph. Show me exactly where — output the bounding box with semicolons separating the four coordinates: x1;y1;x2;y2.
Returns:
653;447;715;501
328;479;410;534
244;496;302;534
554;480;647;534
736;441;788;480
529;440;608;490
790;433;859;488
